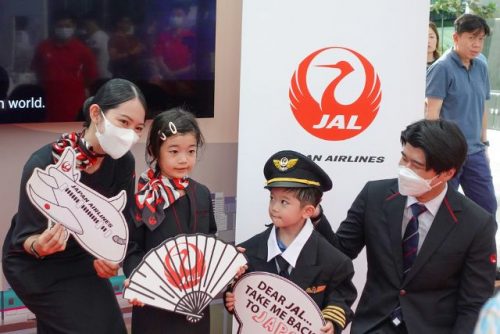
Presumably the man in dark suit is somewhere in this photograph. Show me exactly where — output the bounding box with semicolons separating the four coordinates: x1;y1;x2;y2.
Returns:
315;119;497;333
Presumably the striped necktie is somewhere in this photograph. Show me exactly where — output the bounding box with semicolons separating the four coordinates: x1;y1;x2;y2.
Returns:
402;203;427;276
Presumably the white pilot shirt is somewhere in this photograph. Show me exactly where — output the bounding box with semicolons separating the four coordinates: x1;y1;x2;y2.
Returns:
267;220;314;274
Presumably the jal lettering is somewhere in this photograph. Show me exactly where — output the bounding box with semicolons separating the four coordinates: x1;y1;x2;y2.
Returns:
312;114;362;129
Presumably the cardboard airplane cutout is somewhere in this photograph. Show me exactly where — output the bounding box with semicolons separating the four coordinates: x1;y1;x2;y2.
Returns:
26;146;128;262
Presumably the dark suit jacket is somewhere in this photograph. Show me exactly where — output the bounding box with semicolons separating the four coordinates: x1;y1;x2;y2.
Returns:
316;178;497;334
240;226;357;331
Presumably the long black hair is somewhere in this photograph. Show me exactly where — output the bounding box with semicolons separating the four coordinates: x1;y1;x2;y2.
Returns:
82;78;147;127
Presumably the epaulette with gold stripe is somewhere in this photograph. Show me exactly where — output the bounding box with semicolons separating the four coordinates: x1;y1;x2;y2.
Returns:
322;305;346;329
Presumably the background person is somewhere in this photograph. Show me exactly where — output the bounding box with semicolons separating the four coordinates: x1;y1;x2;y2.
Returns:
31;10;97;122
108;16;144;80
427;22;440;68
82;16;112;79
426;14;496;216
154;5;196;80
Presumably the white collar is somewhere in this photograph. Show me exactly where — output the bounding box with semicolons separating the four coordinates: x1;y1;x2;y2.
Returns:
267;220;314;268
406;183;448;216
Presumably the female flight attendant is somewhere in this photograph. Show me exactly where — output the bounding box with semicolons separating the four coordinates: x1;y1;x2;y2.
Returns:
2;78;146;333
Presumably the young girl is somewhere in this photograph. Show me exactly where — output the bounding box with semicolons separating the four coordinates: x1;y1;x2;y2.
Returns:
2;78;146;333
124;108;217;333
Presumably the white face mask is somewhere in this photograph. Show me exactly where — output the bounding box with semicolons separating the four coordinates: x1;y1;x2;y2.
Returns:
95;112;139;159
398;165;441;197
55;27;75;40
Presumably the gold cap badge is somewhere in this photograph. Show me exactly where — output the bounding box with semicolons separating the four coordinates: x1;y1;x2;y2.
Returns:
273;157;298;171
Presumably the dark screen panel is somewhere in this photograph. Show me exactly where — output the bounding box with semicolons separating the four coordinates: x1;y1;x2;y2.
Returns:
0;0;216;123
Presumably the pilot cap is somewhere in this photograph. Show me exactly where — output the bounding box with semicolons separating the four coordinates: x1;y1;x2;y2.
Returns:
263;150;332;192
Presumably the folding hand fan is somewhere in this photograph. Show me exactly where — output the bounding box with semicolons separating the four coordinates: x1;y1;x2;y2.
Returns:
123;233;247;322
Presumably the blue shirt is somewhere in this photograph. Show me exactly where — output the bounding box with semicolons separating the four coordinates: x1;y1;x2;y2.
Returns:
426;48;490;155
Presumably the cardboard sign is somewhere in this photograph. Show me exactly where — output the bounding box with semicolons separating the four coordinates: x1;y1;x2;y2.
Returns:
233;272;325;334
124;234;247;323
26;146;128;262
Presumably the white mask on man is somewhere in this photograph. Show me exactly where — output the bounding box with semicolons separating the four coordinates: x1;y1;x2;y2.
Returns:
95;111;139;159
398;165;441;197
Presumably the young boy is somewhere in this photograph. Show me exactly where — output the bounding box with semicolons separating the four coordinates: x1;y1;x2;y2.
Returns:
226;150;357;334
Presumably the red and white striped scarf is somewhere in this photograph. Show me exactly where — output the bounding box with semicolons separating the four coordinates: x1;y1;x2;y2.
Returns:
133;168;189;230
52;132;104;170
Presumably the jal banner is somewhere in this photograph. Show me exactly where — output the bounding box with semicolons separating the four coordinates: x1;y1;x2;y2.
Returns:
235;0;429;315
233;272;325;334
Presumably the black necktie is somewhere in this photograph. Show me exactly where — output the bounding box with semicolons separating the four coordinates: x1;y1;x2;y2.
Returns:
402;203;427;275
275;255;290;278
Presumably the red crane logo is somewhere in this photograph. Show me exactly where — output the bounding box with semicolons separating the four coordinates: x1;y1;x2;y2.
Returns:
61;161;72;172
289;47;382;141
164;242;206;290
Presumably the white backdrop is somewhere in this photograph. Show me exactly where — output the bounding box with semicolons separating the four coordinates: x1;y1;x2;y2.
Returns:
235;0;429;330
